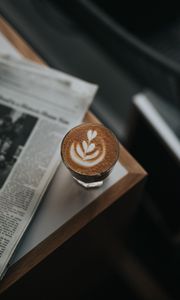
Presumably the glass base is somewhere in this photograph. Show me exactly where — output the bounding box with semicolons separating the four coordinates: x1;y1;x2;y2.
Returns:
73;177;103;188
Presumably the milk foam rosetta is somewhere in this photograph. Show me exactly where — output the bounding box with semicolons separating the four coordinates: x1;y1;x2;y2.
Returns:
61;123;119;177
70;129;105;167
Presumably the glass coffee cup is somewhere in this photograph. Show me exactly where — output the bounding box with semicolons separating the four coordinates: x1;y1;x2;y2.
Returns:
61;123;119;188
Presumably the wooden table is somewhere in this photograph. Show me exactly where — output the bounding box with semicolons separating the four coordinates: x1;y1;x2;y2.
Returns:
0;17;147;296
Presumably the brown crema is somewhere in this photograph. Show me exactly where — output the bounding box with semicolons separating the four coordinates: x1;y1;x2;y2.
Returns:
61;123;119;182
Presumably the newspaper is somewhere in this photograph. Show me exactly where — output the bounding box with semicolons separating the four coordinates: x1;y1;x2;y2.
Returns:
0;55;98;279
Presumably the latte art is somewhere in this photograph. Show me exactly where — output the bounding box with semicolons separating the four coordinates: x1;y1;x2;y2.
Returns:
61;123;119;183
70;130;105;167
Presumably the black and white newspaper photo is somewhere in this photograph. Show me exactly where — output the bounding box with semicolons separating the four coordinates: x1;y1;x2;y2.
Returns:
0;104;37;188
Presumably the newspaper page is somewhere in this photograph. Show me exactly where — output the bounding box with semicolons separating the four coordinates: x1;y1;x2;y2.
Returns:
0;56;98;278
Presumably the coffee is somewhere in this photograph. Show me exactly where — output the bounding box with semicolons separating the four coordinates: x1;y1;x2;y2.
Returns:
61;123;119;186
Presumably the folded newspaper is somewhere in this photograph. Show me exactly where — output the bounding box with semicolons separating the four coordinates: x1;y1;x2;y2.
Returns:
0;55;98;279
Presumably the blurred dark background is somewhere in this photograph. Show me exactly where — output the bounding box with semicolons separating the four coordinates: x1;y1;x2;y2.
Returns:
0;1;180;299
